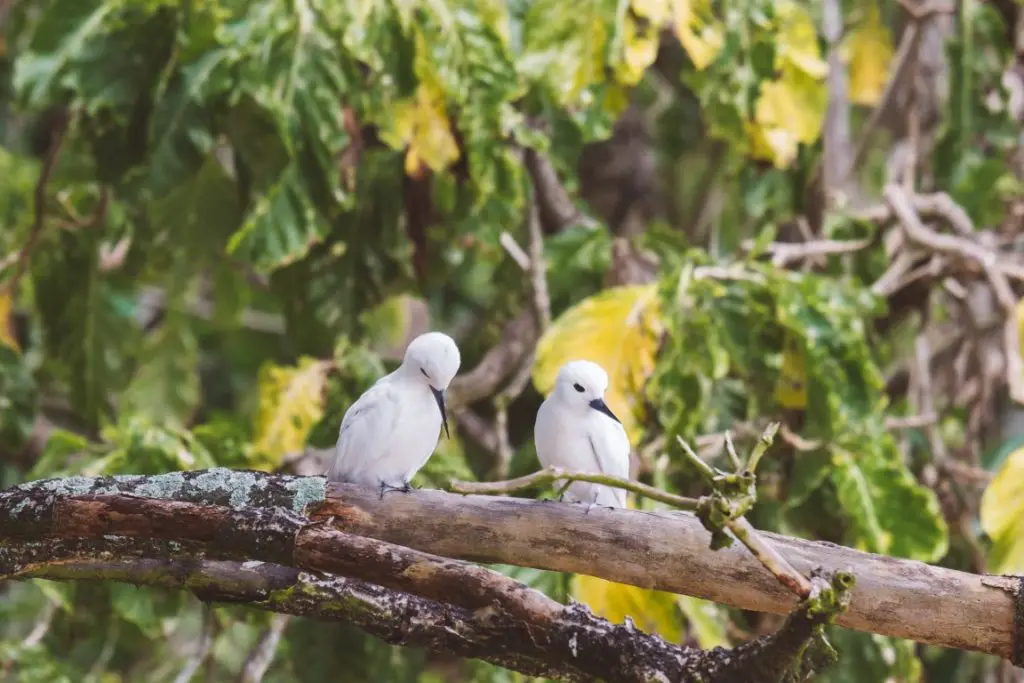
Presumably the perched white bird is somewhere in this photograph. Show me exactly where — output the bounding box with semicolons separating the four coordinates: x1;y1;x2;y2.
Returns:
534;360;631;508
327;331;461;497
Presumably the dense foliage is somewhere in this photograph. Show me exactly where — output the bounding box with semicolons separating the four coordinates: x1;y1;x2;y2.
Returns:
1;0;1023;681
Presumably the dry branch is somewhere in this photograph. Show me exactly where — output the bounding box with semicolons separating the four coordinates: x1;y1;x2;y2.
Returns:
0;476;851;683
0;470;1021;665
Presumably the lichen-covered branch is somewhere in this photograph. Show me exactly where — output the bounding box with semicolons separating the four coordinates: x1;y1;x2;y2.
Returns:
0;490;557;624
0;469;1020;662
0;534;849;682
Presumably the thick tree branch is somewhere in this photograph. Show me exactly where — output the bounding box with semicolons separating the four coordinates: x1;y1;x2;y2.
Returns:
0;525;848;681
0;470;1020;663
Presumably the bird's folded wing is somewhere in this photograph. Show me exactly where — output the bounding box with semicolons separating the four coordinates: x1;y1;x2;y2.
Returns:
334;383;401;473
586;421;631;506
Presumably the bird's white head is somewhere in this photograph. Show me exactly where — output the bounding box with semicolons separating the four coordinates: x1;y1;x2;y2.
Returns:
552;360;622;424
401;331;461;439
403;331;461;391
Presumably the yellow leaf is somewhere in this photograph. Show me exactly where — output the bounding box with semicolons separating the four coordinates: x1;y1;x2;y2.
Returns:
747;1;828;167
252;357;331;469
750;66;828;168
671;0;722;70
775;335;807;409
616;13;662;85
380;83;461;177
981;446;1024;573
844;3;894;106
774;1;828;79
532;284;664;443
616;0;670;85
572;574;684;642
0;292;18;352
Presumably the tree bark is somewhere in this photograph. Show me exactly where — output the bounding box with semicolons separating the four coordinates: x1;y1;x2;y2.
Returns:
0;474;853;683
0;469;1020;665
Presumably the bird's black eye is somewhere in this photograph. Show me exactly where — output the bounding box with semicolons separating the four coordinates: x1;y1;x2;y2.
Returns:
573;383;585;393
421;368;430;379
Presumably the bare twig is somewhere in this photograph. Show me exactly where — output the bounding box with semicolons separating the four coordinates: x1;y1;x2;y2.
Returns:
728;517;812;598
839;3;950;184
448;311;538;408
0;110;69;295
885;413;938;430
914;336;949;462
21;600;58;648
499;232;531;271
743;238;874;268
526;192;551;332
884;184;1024;403
523;147;598;231
174;605;216;683
449;466;700;510
237;614;290;683
675;425;812;598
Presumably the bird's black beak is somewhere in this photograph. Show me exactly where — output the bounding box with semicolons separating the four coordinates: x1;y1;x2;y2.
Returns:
431;386;450;439
589;397;621;424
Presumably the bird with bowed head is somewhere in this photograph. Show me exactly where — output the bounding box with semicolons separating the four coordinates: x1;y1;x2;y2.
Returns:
327;331;461;498
534;359;631;509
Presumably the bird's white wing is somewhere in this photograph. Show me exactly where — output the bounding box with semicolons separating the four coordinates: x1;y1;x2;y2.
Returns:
585;417;631;507
327;381;401;483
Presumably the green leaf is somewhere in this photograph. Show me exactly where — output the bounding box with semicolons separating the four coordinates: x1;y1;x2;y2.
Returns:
30;229;136;430
147;152;243;248
12;0;114;107
119;312;200;430
145;49;230;198
226;162;330;271
220;0;353;272
28;429;93;479
0;344;37;451
518;0;617;108
101;418;219;474
110;584;161;638
819;629;922;683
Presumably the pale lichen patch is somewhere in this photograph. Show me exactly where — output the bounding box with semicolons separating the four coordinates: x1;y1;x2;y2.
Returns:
39;476;97;495
133;472;188;499
287;476;327;513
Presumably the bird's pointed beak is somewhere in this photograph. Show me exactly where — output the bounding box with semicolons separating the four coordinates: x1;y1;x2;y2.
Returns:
589;397;621;424
431;386;450;439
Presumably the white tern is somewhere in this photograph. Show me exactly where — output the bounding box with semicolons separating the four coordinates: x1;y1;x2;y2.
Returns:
534;360;631;508
327;331;461;497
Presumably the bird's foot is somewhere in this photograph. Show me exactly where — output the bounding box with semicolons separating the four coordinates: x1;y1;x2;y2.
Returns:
379;481;413;498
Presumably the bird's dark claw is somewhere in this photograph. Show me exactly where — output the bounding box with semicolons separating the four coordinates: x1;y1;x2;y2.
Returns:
379;481;414;498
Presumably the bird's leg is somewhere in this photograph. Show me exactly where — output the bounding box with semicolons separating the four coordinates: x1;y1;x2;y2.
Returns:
379;481;411;497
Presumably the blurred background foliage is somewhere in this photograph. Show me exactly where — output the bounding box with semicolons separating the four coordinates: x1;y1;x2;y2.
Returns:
1;0;1023;680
